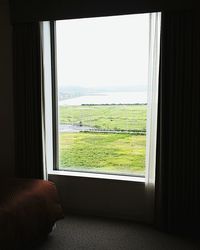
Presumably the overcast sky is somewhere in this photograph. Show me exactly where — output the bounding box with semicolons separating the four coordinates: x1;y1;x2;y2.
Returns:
56;13;149;90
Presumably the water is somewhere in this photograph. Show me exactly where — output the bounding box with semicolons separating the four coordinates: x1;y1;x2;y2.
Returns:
59;124;94;133
59;92;147;106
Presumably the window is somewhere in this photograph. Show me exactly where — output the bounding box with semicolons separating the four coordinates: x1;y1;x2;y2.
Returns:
42;13;161;180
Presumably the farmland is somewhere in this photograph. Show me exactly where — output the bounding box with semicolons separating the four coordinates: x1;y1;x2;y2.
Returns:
59;104;147;176
59;105;147;133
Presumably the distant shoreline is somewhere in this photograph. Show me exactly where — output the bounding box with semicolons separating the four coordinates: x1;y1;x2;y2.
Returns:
59;91;147;106
80;103;147;106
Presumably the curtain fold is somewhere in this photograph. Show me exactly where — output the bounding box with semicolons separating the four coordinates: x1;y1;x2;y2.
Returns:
145;12;161;222
155;11;200;235
146;12;161;187
13;23;44;179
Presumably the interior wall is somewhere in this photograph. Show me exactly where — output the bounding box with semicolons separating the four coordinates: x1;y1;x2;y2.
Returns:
0;0;14;177
10;0;197;24
49;174;153;224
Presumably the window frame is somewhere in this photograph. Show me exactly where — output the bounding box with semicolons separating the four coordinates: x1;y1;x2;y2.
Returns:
50;21;59;171
43;13;160;183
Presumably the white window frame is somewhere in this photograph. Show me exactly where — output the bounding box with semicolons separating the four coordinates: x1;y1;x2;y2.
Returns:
41;13;161;184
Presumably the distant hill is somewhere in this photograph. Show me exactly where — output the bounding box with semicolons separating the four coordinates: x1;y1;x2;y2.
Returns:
58;84;147;101
58;86;89;100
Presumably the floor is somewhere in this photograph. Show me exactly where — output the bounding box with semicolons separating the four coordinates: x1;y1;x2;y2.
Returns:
36;215;200;250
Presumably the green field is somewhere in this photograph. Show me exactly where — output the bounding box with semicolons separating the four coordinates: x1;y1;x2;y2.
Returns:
59;105;147;175
59;105;147;133
59;132;146;175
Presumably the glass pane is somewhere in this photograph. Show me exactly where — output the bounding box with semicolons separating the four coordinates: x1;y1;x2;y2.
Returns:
56;14;149;176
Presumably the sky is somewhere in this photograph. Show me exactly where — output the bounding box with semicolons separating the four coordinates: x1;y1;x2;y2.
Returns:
56;13;149;90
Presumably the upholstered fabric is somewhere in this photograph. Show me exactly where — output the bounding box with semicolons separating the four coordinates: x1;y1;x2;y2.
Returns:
0;178;64;250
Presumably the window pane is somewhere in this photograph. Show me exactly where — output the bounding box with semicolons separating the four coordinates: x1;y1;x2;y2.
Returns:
56;14;149;176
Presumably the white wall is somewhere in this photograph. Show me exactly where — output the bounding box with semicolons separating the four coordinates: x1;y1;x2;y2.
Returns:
49;174;153;223
0;0;14;177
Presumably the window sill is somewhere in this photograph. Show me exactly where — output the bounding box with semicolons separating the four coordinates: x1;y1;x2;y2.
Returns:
48;170;145;183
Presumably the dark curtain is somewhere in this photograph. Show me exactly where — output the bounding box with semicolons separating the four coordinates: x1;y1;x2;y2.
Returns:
155;11;200;235
13;23;44;179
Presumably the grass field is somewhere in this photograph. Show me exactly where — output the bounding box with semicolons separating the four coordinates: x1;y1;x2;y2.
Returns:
59;132;146;175
59;104;147;175
59;104;147;132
